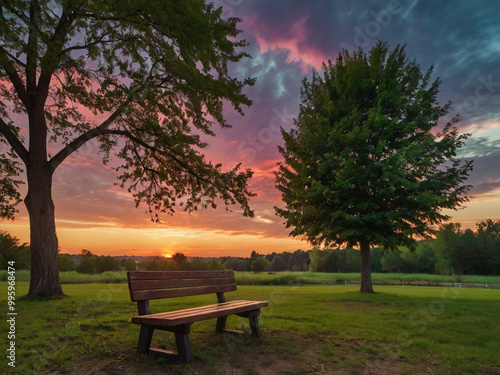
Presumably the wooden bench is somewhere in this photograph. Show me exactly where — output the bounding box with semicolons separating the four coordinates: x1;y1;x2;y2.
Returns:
127;270;268;363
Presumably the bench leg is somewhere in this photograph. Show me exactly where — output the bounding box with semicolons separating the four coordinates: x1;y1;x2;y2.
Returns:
173;324;193;363
137;325;154;355
248;310;261;337
216;316;227;333
237;310;262;337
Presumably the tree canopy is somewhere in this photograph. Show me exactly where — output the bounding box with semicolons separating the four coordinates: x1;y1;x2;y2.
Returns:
275;42;473;292
0;0;255;296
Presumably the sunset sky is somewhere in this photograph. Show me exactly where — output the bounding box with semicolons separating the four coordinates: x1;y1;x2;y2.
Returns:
2;0;500;258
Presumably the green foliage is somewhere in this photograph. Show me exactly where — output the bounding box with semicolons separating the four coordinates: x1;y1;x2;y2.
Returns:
275;42;472;252
223;257;251;271
0;230;30;269
123;259;138;271
58;254;76;272
303;220;500;276
250;256;270;273
432;220;500;275
169;251;191;270
0;151;23;219
309;249;327;272
270;255;288;271
370;247;384;273
310;248;361;273
206;259;225;270
96;256;120;273
75;254;121;274
140;257;172;271
380;252;404;272
76;256;98;274
189;257;208;270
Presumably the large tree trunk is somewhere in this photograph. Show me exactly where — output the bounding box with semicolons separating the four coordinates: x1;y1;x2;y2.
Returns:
360;240;375;293
25;161;64;297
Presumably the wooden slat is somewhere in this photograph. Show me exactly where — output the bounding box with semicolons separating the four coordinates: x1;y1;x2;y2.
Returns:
132;300;269;327
141;300;255;320
129;284;237;302
128;270;234;281
128;276;236;291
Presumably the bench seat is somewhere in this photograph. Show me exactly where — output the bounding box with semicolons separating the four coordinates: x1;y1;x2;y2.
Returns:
132;300;268;327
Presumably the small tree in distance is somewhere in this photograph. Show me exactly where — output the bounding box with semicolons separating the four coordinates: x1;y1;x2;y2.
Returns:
275;42;473;293
251;257;270;273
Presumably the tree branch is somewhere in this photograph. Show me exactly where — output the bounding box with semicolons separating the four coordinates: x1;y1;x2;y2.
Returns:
37;1;86;108
59;29;117;54
0;116;29;164
103;127;241;199
0;47;29;108
101;129;203;177
26;2;39;101
49;90;138;170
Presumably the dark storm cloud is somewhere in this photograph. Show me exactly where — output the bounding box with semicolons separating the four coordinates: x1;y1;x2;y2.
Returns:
225;0;500;125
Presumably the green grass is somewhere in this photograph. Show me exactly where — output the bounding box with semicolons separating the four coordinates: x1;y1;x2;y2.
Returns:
1;282;499;374
234;271;500;286
0;270;128;283
2;270;500;286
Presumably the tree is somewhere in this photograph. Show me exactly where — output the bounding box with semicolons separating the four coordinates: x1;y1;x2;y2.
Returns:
0;1;255;297
433;223;463;275
270;255;288;272
76;256;97;274
309;249;327;272
251;256;270;273
476;219;500;274
290;249;310;271
171;251;189;270
370;247;384;273
189;257;208;271
206;259;225;270
380;252;404;273
123;259;137;272
0;230;30;269
275;42;472;293
415;242;436;274
96;255;120;273
58;254;76;272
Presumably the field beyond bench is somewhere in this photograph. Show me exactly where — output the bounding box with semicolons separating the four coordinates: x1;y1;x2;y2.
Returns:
127;270;268;362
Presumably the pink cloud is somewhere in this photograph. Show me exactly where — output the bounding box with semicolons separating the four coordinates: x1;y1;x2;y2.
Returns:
247;14;327;73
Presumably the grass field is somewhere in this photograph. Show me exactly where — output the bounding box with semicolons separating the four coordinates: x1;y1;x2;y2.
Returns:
3;270;500;287
1;281;499;374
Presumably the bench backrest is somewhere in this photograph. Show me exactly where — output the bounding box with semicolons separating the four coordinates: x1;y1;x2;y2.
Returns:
127;270;237;302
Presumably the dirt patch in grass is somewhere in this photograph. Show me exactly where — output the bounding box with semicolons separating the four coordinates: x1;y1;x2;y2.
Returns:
40;333;446;375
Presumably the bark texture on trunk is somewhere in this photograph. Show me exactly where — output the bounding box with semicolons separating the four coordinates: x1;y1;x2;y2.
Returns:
360;240;375;293
25;163;64;297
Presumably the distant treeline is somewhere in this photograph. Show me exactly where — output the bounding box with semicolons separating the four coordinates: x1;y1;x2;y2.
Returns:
1;220;499;276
